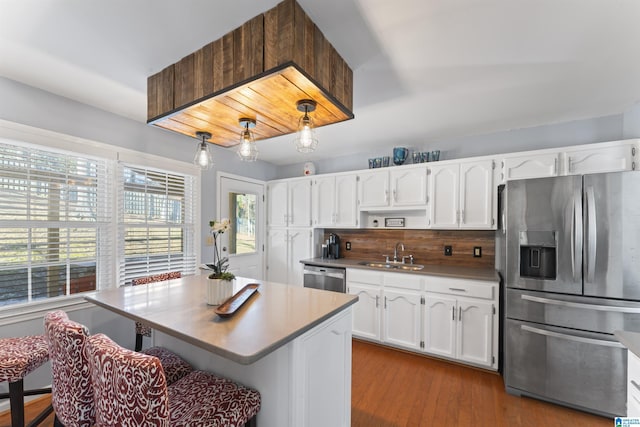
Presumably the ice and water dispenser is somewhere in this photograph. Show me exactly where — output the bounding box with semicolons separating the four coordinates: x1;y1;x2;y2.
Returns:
519;231;557;280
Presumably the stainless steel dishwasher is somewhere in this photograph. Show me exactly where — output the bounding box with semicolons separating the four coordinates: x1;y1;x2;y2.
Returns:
303;265;346;293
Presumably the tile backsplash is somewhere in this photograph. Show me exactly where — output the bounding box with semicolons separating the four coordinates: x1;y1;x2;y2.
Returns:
322;229;495;269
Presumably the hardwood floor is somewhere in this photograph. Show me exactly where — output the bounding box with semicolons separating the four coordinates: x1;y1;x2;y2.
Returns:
0;339;613;427
352;340;611;427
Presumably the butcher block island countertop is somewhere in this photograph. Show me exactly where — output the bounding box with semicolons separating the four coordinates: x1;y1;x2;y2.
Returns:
85;274;358;364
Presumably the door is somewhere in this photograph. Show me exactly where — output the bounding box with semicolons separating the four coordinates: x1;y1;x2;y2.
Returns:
459;160;494;229
218;174;264;279
334;174;358;227
358;170;389;208
288;229;312;286
267;181;288;227
506;176;583;295
429;164;459;228
456;298;493;367
266;228;288;284
348;283;381;341
288;178;312;227
583;172;640;300
313;176;335;226
391;167;427;207
383;288;421;351
424;295;456;358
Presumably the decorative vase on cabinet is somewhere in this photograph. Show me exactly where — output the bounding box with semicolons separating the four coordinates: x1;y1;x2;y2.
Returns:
393;147;408;165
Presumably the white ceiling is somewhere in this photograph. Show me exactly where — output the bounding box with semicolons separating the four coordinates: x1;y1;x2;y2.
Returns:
1;0;639;165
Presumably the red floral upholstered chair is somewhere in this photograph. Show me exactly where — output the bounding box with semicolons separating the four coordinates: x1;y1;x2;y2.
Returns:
0;335;53;427
44;310;94;427
131;271;182;351
87;333;261;427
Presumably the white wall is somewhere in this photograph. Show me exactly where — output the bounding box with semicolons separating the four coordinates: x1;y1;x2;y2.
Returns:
623;102;640;138
276;113;625;178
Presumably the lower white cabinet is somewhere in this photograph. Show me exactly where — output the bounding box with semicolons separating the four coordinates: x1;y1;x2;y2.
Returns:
628;350;640;417
347;268;498;370
266;227;312;286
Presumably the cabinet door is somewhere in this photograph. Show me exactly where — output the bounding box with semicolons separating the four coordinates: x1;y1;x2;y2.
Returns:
357;170;389;208
312;176;336;227
292;310;351;427
503;153;559;180
429;164;459;228
334;174;358;227
423;295;456;358
565;144;637;175
266;228;288;284
459;160;494;229
347;283;381;341
456;298;493;367
288;229;312;287
382;288;422;351
267;182;289;227
289;178;312;227
390;167;427;207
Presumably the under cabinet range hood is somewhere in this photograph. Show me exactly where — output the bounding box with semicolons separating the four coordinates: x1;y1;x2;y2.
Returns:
147;0;354;148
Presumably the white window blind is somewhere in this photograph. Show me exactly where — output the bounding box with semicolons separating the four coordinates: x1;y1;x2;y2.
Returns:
0;141;113;306
118;163;197;285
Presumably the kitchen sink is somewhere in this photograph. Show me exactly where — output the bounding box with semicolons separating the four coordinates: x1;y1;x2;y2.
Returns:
357;261;424;271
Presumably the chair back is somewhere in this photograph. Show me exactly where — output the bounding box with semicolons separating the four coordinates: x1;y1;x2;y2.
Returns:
87;333;170;427
44;310;94;427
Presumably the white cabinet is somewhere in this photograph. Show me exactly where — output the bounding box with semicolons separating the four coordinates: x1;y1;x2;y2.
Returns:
291;309;352;427
564;142;637;175
429;160;495;229
423;276;497;369
628;350;640;417
357;166;427;210
383;288;422;351
312;174;358;227
348;283;382;341
502;153;560;181
266;228;312;286
267;178;312;228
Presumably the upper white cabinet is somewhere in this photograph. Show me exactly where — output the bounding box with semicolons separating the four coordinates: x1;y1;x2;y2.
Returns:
429;160;495;229
564;141;637;175
502;153;560;181
312;174;358;227
267;178;312;227
266;227;312;286
357;166;427;210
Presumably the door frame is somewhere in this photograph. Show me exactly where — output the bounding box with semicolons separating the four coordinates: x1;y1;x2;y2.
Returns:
216;172;267;279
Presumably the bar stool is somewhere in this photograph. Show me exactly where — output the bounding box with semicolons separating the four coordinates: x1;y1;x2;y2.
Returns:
131;271;182;351
87;333;261;427
0;335;53;427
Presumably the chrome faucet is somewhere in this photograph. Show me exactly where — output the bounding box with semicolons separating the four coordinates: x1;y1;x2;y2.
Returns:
393;242;405;262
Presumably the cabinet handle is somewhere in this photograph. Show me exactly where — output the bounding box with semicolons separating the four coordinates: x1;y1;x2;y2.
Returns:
384;296;387;309
385;190;389;203
376;295;379;308
393;189;397;202
554;158;558;175
452;306;455;321
461;210;465;223
632;380;640;393
458;306;462;321
449;288;467;292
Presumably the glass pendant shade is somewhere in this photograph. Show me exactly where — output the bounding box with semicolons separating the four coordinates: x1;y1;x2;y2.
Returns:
294;99;318;153
237;119;258;162
193;131;213;169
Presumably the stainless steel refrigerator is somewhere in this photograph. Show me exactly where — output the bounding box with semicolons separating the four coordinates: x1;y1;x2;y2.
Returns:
502;171;640;417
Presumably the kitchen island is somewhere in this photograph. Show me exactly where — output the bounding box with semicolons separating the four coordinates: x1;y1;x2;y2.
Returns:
85;275;357;427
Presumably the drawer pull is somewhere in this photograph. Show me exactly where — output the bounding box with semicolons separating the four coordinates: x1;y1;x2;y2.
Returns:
521;325;624;348
449;288;467;292
631;380;640;393
521;294;640;313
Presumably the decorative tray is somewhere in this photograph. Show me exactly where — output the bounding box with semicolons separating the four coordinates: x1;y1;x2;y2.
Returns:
215;283;260;318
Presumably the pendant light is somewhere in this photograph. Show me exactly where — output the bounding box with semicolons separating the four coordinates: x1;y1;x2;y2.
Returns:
193;131;213;170
237;118;258;162
293;99;318;153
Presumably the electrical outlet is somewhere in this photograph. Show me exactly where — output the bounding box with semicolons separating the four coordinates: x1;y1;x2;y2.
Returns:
346;241;351;251
444;245;452;256
474;246;482;257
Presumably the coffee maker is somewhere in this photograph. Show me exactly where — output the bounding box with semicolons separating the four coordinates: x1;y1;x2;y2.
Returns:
328;233;340;259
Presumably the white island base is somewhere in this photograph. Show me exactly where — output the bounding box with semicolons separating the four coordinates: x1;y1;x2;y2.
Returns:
154;308;352;427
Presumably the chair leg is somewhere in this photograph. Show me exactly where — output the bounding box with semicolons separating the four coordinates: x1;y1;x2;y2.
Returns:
135;333;143;352
245;415;257;427
9;380;24;427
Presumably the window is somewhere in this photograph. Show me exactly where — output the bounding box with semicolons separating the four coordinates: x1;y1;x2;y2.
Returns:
0;141;112;306
228;192;257;255
118;164;197;285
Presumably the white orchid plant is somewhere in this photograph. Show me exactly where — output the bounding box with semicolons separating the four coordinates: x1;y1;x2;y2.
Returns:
206;218;235;281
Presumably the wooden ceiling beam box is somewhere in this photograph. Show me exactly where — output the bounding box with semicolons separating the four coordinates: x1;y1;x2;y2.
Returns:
147;0;354;148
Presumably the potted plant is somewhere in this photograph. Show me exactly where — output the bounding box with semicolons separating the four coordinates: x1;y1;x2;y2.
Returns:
205;218;235;305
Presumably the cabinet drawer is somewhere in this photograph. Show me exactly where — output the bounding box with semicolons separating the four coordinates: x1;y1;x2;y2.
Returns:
384;272;422;291
347;268;384;285
426;276;495;299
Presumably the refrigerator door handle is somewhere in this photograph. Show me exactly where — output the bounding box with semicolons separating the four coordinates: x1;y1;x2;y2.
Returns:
585;186;597;283
521;294;640;313
571;189;583;281
521;325;624;348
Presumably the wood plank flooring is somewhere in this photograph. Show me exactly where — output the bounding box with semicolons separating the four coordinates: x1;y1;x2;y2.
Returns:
351;340;611;427
0;339;614;427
